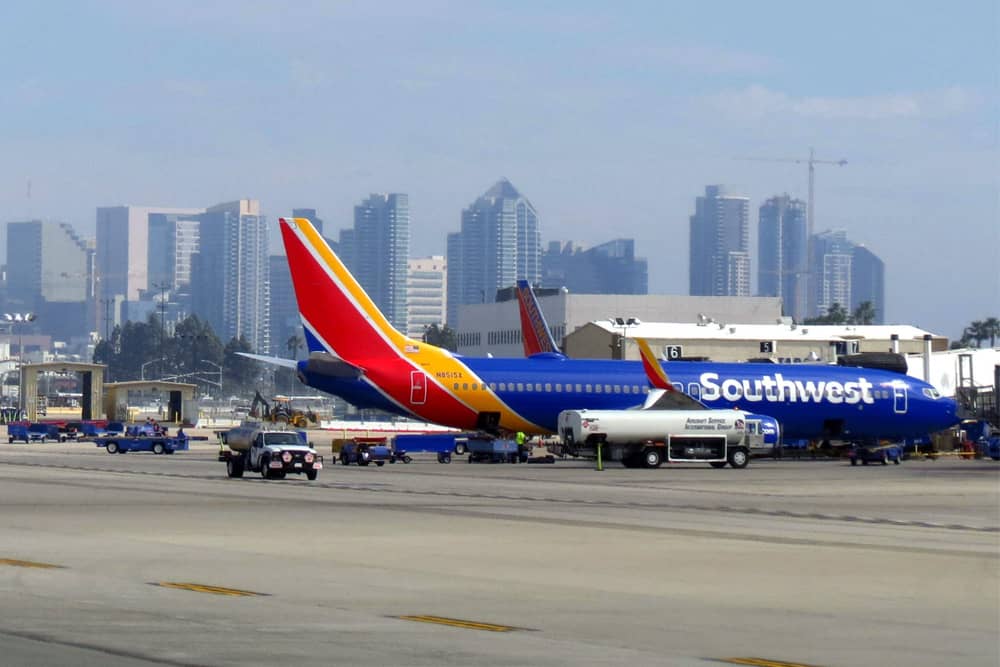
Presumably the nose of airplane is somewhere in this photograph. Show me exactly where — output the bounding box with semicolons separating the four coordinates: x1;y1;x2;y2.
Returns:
938;395;959;430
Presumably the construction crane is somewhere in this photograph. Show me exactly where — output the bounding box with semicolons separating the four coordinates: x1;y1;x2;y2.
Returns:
740;147;847;239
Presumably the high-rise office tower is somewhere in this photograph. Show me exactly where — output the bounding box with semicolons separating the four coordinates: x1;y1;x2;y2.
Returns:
850;244;885;324
809;229;853;319
541;239;648;294
689;185;750;297
269;254;301;357
147;213;201;293
96;206;204;302
341;193;410;332
758;194;808;321
190;200;270;353
5;220;92;341
446;178;540;326
406;256;447;338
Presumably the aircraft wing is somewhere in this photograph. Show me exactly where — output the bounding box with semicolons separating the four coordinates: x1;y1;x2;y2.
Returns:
236;352;299;369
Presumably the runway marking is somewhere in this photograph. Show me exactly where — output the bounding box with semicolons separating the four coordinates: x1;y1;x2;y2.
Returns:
0;558;64;569
398;615;521;632
721;658;824;667
153;582;267;597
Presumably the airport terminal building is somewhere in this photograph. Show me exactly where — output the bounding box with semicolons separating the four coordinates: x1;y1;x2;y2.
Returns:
453;291;784;358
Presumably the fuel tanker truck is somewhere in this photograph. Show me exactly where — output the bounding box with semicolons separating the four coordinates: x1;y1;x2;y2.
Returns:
220;423;323;480
557;408;773;469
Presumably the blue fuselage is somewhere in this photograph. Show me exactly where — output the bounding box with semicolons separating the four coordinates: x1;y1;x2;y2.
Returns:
300;354;957;441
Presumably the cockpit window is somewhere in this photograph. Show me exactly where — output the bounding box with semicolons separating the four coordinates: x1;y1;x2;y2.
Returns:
922;388;941;400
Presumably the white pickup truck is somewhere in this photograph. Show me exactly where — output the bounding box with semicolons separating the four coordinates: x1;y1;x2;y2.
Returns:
220;424;323;480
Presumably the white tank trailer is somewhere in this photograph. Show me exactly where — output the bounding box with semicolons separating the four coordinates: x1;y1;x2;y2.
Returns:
557;408;754;469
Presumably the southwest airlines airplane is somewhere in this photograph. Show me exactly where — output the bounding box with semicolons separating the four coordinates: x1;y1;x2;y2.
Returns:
277;216;957;442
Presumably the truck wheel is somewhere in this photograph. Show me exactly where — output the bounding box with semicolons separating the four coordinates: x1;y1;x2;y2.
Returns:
403;456;412;464
880;452;889;465
642;448;662;468
261;457;271;479
709;461;727;468
727;448;749;469
152;442;165;455
306;470;318;480
892;452;901;464
358;459;369;467
273;471;286;480
40;437;46;443
106;442;119;454
437;452;451;464
375;461;385;467
454;442;467;455
227;455;245;478
850;457;858;466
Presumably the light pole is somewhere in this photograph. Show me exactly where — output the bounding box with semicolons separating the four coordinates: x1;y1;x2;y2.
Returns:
4;312;37;414
608;316;640;360
201;359;223;393
141;358;167;381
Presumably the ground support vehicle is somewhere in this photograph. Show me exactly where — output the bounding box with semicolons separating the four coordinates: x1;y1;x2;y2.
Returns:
557;409;752;469
95;435;190;455
338;438;393;467
849;443;904;466
389;449;413;464
220;424;322;480
985;437;1000;461
7;423;59;443
467;436;523;464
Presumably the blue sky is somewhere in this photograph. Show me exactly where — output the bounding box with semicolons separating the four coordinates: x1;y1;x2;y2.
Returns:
0;1;996;339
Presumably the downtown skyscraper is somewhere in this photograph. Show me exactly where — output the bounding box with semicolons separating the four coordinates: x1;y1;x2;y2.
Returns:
758;194;808;322
190;200;270;353
446;178;540;327
689;185;750;297
340;193;410;332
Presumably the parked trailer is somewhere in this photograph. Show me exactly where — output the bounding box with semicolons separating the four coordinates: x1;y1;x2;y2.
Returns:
95;434;190;455
558;408;752;469
849;443;904;466
7;423;60;443
338;438;393;467
467;436;522;464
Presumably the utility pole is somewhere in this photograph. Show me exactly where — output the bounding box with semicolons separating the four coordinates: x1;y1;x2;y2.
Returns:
151;282;170;380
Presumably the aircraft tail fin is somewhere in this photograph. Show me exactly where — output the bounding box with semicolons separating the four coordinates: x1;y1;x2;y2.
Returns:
516;280;562;356
279;217;418;364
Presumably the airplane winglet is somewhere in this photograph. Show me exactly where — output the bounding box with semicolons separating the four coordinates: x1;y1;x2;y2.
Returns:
636;338;675;391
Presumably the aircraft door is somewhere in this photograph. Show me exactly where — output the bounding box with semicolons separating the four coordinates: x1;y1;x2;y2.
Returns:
409;370;427;405
893;382;908;414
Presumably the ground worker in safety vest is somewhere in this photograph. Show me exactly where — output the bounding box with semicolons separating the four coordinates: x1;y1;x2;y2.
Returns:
515;431;526;446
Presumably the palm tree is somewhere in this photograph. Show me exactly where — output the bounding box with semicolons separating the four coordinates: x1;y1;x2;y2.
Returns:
850;301;877;325
964;320;988;348
286;334;304;360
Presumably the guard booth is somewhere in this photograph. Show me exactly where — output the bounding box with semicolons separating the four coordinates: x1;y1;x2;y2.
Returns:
19;361;106;422
103;381;198;424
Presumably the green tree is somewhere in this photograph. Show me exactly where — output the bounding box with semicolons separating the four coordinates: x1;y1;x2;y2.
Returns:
803;302;849;325
223;336;258;394
849;301;877;325
983;317;1000;347
172;315;223;393
422;323;458;351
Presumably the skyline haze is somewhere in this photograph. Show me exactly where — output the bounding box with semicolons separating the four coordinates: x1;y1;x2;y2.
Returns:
1;1;996;341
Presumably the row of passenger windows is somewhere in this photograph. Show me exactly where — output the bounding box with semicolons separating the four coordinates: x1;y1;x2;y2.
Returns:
452;381;650;395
